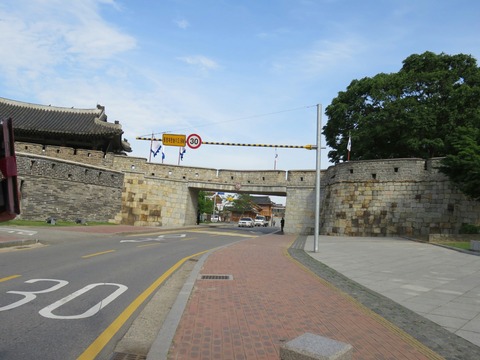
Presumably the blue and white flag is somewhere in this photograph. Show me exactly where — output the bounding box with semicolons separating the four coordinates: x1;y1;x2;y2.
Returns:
179;147;186;161
151;141;162;157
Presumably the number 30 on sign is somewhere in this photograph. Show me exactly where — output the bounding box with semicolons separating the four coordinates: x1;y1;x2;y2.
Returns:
187;134;202;149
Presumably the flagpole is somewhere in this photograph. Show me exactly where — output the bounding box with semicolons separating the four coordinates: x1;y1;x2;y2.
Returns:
274;148;277;170
347;132;351;161
149;132;154;162
178;148;181;165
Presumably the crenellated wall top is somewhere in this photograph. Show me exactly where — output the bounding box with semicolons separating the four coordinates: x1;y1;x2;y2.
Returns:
16;141;450;188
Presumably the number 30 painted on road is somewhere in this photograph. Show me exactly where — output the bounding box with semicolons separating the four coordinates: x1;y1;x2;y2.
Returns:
0;279;128;320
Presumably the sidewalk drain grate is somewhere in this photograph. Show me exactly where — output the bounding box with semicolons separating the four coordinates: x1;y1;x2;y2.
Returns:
200;274;233;280
110;352;146;360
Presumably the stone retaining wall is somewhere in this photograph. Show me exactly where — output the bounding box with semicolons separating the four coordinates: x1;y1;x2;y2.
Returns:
16;152;123;222
14;143;480;236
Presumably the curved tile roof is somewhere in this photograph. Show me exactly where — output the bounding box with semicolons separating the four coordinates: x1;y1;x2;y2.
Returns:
0;97;121;136
0;97;131;153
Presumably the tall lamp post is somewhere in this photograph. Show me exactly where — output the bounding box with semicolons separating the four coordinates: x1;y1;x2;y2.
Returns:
314;104;322;253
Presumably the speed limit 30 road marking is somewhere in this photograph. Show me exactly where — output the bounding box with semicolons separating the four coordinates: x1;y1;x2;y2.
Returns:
77;249;211;360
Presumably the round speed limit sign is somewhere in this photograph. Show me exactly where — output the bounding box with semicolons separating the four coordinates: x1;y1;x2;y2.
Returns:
187;133;202;149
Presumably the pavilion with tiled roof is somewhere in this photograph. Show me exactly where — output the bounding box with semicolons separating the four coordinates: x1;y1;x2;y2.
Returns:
0;97;131;154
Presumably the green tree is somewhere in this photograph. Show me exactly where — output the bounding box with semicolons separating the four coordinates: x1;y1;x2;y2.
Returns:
228;194;254;215
324;51;480;163
440;127;480;200
197;191;214;215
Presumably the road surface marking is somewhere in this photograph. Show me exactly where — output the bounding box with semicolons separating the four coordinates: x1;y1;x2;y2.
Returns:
120;234;187;243
0;275;21;283
137;243;162;248
0;228;37;236
127;229;189;237
81;250;116;259
180;237;198;241
77;249;211;360
187;229;259;238
40;283;128;320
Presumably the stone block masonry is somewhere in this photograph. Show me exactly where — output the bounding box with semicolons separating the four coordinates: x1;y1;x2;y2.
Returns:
15;143;480;236
320;158;480;237
16;152;123;222
114;172;193;227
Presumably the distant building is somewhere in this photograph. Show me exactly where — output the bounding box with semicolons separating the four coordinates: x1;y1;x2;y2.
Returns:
251;195;274;221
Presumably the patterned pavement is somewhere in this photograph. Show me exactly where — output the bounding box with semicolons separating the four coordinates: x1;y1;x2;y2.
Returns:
168;234;444;360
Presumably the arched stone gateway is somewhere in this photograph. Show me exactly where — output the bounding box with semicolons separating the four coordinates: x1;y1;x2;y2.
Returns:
107;156;316;235
15;146;480;237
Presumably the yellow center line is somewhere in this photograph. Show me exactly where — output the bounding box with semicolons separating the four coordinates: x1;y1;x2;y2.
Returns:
137;243;162;248
0;274;21;283
81;250;116;259
77;249;211;360
180;237;197;241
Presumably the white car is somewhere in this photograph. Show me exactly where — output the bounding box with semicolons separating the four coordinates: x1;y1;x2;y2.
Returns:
254;215;268;227
238;217;254;227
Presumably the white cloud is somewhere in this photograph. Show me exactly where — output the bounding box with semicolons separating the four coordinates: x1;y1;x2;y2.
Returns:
0;0;136;81
63;21;136;61
177;55;219;71
271;37;368;77
174;18;190;29
299;37;367;76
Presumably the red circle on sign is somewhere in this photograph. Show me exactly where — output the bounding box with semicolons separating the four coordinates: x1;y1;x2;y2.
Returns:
187;133;202;149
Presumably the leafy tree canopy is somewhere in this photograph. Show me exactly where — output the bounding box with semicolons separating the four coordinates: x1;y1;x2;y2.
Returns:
197;190;214;214
439;127;480;200
324;51;480;164
228;194;254;214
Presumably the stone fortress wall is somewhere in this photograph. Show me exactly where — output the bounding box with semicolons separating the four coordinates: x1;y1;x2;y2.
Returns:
14;141;480;237
320;158;480;238
16;152;123;222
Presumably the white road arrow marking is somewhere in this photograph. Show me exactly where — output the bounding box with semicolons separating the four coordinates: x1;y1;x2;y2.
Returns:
120;234;186;243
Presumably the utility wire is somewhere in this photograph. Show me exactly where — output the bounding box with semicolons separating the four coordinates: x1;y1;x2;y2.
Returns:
138;104;316;138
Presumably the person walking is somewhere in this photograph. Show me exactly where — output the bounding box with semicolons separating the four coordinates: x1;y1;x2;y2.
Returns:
280;217;285;232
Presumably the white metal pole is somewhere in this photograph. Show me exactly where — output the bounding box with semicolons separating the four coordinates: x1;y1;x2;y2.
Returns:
149;132;153;162
213;192;216;215
314;104;322;253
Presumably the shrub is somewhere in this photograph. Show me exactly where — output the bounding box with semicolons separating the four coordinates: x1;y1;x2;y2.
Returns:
460;224;480;234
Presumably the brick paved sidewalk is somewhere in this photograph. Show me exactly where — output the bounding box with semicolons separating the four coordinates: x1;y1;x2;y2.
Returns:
168;234;443;360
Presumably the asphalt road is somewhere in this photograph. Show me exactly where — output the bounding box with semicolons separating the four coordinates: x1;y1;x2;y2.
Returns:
0;225;275;359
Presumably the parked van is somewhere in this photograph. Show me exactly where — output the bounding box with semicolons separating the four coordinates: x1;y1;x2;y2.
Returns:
254;215;268;227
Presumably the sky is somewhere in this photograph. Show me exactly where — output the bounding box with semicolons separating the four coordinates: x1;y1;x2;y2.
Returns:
1;0;479;176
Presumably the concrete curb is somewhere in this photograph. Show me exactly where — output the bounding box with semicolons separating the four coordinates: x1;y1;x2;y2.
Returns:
0;238;38;248
146;236;244;360
146;250;212;360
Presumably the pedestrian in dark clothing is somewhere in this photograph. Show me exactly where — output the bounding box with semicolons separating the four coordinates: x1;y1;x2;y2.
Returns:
280;217;285;232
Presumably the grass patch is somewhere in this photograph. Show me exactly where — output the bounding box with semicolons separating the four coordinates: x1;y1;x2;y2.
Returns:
433;241;471;250
0;219;117;227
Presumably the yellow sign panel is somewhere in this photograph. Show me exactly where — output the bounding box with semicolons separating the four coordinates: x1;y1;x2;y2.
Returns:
162;134;186;147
